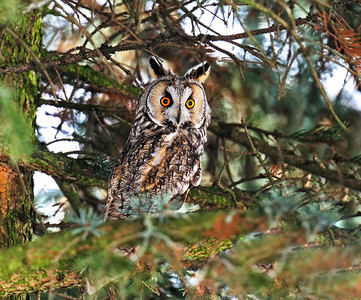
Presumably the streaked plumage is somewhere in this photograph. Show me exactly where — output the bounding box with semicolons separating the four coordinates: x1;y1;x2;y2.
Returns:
103;57;211;220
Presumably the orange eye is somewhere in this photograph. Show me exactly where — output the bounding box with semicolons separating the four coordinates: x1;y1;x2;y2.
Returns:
186;99;195;109
160;96;171;107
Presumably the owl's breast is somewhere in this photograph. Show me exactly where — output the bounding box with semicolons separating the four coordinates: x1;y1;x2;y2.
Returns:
138;130;201;189
105;127;207;219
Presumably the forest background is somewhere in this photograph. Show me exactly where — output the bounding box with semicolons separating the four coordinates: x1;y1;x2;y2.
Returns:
0;0;361;298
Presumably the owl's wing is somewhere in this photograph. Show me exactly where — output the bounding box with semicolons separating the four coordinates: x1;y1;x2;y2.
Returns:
166;162;200;212
103;164;125;220
103;141;134;220
191;161;202;187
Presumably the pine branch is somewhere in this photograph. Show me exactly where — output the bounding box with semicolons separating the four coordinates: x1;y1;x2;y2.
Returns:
0;14;316;76
2;209;359;297
315;4;361;86
196;15;316;42
210;123;361;192
0;210;267;296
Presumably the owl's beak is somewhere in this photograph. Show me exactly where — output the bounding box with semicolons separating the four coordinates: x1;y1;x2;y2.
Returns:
167;104;183;126
176;110;181;124
175;104;185;125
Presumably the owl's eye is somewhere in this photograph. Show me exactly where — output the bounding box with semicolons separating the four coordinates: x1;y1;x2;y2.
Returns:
185;99;195;109
160;96;172;107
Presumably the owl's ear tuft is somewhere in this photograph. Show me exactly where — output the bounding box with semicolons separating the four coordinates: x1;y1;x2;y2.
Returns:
149;56;168;78
185;62;211;83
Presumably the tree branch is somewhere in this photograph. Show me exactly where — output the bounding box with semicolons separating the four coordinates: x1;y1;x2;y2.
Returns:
0;210;267;296
0;265;83;297
197;16;315;42
37;98;129;115
0;146;109;188
210;123;361;192
0;15;316;75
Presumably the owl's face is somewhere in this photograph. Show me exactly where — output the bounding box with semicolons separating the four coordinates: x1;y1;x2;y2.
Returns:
138;57;211;129
146;79;208;128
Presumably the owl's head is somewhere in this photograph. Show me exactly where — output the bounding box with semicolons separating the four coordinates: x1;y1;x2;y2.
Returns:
137;57;211;129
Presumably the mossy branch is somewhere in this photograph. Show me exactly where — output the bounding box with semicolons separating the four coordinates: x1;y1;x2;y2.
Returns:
0;145;108;188
0;264;83;297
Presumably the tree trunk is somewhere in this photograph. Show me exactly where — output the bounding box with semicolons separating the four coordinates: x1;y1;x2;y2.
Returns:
0;11;42;248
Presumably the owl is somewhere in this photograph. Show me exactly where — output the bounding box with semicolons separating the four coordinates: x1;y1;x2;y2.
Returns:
103;57;211;220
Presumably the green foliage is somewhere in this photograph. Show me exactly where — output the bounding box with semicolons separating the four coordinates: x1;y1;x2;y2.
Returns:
297;203;340;235
261;187;303;224
1;205;359;298
0;86;34;161
290;123;347;144
0;0;21;22
260;187;342;236
68;207;104;240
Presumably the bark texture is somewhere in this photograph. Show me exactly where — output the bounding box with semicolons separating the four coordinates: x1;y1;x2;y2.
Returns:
0;11;42;248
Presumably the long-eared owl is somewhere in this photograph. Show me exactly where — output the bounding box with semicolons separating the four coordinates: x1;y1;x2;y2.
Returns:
103;57;211;220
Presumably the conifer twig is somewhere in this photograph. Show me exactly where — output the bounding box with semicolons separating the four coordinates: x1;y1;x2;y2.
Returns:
241;118;275;183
